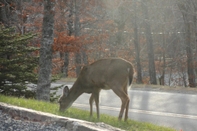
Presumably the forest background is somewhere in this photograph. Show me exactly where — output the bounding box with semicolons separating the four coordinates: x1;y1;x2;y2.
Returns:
0;0;197;100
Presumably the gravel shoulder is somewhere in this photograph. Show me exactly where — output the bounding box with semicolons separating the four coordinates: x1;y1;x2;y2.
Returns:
0;110;67;131
0;102;123;131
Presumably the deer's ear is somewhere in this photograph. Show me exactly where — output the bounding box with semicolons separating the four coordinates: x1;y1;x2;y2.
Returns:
63;86;69;96
81;65;88;71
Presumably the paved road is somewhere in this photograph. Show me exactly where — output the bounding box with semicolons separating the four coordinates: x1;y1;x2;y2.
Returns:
53;83;197;131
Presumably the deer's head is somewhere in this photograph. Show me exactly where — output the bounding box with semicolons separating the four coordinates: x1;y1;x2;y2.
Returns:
58;86;71;112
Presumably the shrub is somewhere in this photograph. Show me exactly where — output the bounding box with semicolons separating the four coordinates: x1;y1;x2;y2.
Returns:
0;25;39;98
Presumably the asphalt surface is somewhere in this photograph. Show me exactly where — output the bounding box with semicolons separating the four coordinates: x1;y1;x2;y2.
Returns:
54;82;197;131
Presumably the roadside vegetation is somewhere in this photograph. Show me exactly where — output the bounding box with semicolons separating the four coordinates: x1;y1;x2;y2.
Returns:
0;94;175;131
0;25;38;98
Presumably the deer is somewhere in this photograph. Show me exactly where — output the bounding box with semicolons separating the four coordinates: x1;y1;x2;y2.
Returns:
58;58;134;121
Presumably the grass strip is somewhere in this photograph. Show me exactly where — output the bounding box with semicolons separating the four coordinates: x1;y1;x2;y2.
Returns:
0;94;175;131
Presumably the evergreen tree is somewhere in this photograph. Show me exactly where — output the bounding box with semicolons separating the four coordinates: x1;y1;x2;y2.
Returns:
0;25;39;98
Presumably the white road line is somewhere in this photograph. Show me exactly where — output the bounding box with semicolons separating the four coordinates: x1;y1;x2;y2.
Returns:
73;103;197;120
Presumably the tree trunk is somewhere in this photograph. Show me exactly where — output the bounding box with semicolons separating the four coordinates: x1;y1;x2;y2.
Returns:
36;0;55;101
0;1;8;25
82;46;88;65
74;0;82;76
141;1;157;84
178;1;196;87
63;52;69;77
132;0;143;84
75;52;81;77
193;1;197;83
185;23;196;87
62;0;75;77
160;23;167;85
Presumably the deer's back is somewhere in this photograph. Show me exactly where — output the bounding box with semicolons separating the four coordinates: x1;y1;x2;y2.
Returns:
79;58;133;90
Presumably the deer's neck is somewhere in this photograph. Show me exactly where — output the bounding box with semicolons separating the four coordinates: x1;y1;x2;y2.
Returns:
68;84;84;103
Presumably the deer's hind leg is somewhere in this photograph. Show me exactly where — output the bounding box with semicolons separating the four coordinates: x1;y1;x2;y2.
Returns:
112;84;130;121
123;86;130;121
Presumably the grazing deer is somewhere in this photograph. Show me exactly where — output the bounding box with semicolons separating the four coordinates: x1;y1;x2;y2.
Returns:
58;58;134;121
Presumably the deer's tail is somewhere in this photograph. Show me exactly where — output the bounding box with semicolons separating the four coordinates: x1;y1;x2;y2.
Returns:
128;65;134;86
127;66;134;89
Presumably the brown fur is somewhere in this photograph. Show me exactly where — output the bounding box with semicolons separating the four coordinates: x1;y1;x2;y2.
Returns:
58;58;134;121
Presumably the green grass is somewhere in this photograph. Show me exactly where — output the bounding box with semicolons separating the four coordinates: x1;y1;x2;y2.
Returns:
0;94;175;131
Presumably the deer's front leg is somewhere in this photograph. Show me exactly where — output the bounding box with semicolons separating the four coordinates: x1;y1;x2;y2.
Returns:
89;94;94;117
92;89;101;119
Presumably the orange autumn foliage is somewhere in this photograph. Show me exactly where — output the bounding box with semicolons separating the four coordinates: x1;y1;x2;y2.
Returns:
53;32;79;53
